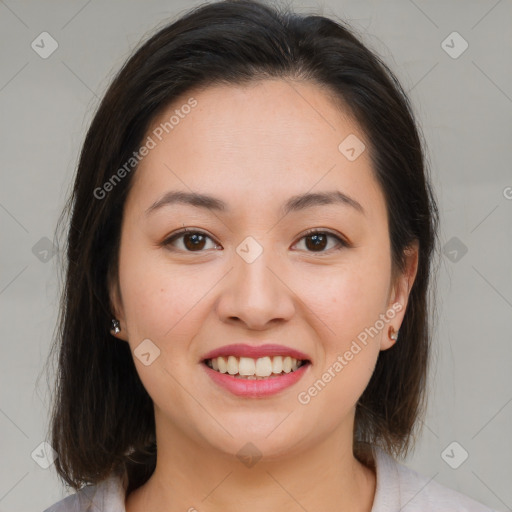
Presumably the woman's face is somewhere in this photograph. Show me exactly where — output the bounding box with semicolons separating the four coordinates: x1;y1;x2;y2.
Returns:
110;79;417;460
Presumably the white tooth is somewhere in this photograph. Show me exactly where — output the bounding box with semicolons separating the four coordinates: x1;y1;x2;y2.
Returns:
227;356;238;375
272;355;283;374
239;357;256;376
213;355;303;376
255;356;273;377
217;356;227;373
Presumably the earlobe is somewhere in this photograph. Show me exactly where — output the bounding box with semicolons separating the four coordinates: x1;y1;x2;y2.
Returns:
111;318;121;335
380;324;400;351
107;272;129;341
110;317;129;341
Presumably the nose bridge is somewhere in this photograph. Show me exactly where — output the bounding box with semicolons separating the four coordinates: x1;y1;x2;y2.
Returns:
233;234;281;296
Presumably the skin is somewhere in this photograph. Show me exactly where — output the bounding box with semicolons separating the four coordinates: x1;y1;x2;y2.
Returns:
109;79;419;512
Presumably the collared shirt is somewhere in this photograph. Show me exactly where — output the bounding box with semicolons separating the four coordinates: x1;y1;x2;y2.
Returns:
43;445;497;511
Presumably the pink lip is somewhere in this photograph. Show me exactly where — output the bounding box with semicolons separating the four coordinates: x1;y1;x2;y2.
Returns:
202;361;311;398
201;343;311;362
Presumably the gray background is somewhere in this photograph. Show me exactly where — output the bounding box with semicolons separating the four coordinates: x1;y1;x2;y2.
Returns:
1;0;511;511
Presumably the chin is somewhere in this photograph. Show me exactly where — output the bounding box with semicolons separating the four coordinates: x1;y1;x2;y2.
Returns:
199;422;306;462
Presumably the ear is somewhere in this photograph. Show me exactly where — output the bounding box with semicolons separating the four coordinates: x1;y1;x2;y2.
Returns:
380;240;419;351
107;268;129;342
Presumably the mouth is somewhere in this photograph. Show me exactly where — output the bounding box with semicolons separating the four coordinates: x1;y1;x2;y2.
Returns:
203;355;311;380
201;354;312;397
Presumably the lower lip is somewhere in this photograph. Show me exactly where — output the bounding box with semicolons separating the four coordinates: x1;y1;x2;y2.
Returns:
202;361;311;398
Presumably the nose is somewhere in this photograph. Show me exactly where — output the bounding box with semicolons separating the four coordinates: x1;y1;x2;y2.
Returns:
215;245;295;330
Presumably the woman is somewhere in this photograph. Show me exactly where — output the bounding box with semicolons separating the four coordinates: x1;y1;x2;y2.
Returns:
43;1;496;511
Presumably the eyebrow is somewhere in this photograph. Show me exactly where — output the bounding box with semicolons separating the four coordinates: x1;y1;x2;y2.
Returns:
145;190;365;217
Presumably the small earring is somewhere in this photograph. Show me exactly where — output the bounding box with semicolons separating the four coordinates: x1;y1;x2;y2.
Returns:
389;327;399;341
111;318;121;334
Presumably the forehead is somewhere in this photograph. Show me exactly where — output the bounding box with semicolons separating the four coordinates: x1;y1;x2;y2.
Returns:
127;79;385;223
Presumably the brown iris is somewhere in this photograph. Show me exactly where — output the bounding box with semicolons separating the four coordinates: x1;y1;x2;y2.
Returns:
182;232;207;251
304;233;328;252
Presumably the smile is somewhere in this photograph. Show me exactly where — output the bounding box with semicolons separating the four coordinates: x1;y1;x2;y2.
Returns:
202;356;311;397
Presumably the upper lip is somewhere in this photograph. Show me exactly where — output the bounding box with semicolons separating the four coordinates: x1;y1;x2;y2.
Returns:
201;343;311;362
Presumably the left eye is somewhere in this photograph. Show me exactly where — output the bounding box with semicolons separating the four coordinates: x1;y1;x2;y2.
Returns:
162;229;347;253
293;230;347;253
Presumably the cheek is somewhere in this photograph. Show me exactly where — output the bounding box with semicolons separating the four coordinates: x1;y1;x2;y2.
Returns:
118;242;202;346
295;257;391;340
294;265;387;419
291;251;391;406
117;247;207;408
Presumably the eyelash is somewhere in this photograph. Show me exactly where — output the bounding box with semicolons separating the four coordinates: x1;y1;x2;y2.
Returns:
162;227;349;255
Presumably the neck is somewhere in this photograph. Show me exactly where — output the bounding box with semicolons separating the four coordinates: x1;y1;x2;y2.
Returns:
125;414;376;512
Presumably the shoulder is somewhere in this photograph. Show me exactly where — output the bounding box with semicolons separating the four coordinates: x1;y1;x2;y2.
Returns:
42;471;128;512
371;445;497;512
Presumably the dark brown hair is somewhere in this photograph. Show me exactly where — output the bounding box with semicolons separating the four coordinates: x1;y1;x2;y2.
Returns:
45;0;440;495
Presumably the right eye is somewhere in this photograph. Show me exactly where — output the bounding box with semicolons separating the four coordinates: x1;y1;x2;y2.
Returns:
162;228;221;252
